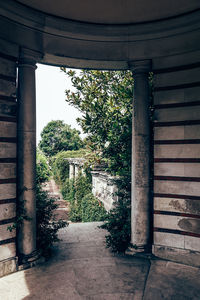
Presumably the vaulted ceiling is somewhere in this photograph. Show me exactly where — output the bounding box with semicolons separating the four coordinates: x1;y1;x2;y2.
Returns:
16;0;200;24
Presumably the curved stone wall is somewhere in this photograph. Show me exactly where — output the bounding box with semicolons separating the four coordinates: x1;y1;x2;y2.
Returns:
0;39;18;277
152;50;200;266
0;1;199;68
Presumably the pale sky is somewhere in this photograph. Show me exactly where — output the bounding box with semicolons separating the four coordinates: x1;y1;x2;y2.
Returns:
36;64;83;144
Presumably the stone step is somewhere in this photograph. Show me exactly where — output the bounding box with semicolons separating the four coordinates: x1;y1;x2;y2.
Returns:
53;209;69;221
55;200;69;207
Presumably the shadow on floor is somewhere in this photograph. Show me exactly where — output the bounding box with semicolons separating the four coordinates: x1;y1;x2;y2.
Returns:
0;222;200;299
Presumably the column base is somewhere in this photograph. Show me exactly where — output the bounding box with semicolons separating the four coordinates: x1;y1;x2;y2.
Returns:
125;244;152;258
18;250;45;271
19;249;39;264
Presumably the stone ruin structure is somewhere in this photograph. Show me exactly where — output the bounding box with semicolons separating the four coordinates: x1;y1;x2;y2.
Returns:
67;158;85;179
67;158;118;211
91;170;118;212
0;0;200;277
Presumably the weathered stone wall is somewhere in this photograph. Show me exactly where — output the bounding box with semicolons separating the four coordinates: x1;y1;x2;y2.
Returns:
152;50;200;266
0;39;18;276
91;171;118;211
67;159;118;211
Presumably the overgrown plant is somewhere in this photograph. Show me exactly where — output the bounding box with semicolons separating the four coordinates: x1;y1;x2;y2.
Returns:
61;174;107;223
36;184;67;257
69;174;91;222
81;193;107;222
36;151;68;257
51;149;88;185
100;178;131;253
36;149;52;183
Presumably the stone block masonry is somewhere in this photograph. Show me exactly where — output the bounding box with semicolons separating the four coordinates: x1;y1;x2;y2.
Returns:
0;39;18;277
152;50;200;267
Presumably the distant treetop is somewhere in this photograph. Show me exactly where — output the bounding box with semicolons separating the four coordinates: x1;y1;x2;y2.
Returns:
39;120;83;157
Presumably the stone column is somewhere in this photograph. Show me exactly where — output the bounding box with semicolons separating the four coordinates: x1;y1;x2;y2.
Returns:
69;163;75;179
81;167;85;177
74;165;79;178
17;49;38;262
129;60;151;253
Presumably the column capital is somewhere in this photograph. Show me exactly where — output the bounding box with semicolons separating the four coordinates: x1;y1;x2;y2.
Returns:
18;48;42;68
128;60;151;75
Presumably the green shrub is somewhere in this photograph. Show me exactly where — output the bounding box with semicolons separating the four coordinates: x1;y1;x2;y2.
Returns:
74;174;92;203
51;152;70;185
100;178;131;253
68;174;91;222
62;174;107;223
36;150;52;184
61;178;75;202
36;184;67;257
81;193;107;222
69;201;82;223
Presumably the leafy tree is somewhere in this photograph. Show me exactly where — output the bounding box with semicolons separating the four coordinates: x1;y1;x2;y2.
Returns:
39;120;83;157
61;69;133;252
62;70;133;177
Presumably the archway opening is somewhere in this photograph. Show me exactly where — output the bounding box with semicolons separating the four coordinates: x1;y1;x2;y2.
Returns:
35;64;134;257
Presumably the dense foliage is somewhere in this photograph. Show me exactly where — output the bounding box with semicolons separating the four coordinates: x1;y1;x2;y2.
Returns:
81;192;107;223
39;120;83;157
62;69;133;252
62;69;133;177
51;148;106;223
101;179;131;252
36;149;52;184
62;174;107;223
36;185;67;257
51;149;88;185
36;151;68;257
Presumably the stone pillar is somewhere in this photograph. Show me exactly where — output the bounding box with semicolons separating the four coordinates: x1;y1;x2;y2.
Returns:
129;60;151;253
74;165;79;178
81;167;85;177
69;164;75;179
17;49;38;262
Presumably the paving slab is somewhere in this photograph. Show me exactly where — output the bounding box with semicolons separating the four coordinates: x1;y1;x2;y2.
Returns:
0;222;199;300
143;260;200;300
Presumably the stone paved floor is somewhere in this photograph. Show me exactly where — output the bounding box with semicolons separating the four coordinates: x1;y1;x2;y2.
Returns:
0;222;200;299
